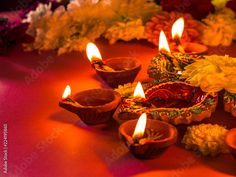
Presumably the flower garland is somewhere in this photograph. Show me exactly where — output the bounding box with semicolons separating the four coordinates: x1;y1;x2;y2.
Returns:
22;0;236;55
23;0;161;55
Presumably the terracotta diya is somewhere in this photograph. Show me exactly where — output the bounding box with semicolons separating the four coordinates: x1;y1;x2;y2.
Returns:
59;85;121;125
114;82;218;125
225;128;236;158
171;17;208;54
119;113;177;159
86;43;141;88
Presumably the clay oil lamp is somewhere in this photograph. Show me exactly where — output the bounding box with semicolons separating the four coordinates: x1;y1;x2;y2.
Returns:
225;128;236;158
113;82;151;124
171;17;208;54
114;81;218;125
145;81;218;125
148;30;180;82
148;30;205;83
119;113;178;159
59;85;121;125
86;42;141;88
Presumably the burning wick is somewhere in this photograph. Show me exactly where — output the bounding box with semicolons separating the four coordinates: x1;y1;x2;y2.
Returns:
62;85;77;104
86;42;114;71
132;113;147;143
171;17;185;53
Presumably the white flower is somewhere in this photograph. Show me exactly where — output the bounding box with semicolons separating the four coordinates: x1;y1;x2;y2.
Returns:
22;3;52;24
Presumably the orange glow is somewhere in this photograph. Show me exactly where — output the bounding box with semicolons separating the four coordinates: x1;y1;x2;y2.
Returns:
62;85;71;99
171;17;184;39
133;82;145;98
86;42;102;62
132;113;147;139
159;30;171;53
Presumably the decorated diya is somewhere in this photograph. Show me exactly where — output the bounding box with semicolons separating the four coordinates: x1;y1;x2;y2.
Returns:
59;85;121;125
86;43;141;88
147;30;204;83
223;91;236;117
114;82;218;125
119;113;177;159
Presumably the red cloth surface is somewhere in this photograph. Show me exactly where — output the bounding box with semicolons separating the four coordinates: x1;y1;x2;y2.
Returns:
0;40;236;177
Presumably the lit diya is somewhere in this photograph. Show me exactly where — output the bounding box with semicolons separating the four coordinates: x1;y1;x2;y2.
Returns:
148;30;204;83
113;82;151;124
171;17;208;54
59;85;121;125
119;113;177;159
114;81;218;125
86;42;141;88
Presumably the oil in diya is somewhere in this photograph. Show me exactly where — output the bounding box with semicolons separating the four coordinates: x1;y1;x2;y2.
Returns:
171;17;208;54
119;113;178;159
86;42;141;88
59;85;121;125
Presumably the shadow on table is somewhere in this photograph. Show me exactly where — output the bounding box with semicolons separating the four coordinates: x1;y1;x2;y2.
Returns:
49;110;119;132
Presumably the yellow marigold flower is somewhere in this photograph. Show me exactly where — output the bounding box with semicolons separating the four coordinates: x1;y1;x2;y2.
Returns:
182;124;229;156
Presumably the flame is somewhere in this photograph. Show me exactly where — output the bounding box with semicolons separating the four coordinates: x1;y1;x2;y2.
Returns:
62;85;71;99
159;30;171;53
133;82;145;98
132;113;147;139
171;17;184;39
86;42;102;62
177;71;182;75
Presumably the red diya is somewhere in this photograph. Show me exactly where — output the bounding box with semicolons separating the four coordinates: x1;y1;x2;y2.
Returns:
59;85;121;125
86;43;141;88
171;17;208;54
119;113;177;159
225;128;236;159
114;82;218;125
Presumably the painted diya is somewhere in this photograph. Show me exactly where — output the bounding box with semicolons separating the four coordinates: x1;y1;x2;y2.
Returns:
223;91;236;117
114;82;218;125
148;53;204;83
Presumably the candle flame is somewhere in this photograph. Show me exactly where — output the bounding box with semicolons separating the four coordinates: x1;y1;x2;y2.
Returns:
171;17;184;39
159;30;171;53
132;113;147;139
86;42;102;62
133;82;145;98
62;85;71;99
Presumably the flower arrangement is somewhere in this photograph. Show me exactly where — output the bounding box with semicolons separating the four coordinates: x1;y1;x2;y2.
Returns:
182;124;229;156
201;8;236;46
23;0;161;55
181;55;236;93
21;0;236;54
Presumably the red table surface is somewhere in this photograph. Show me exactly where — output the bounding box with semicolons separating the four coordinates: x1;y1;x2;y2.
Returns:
0;40;236;177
